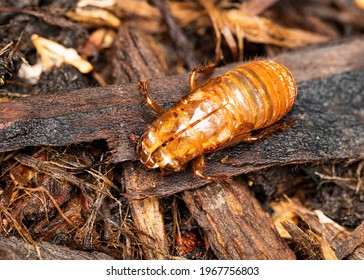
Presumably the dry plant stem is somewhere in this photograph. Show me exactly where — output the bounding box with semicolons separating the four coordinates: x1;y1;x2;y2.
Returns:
12;154;109;194
152;0;197;70
182;180;296;259
79;182;109;249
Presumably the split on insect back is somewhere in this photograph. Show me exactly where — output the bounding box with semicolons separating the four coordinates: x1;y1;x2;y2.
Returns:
135;60;297;181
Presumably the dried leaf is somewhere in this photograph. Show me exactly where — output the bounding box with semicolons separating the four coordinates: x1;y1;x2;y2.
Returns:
200;0;328;60
225;10;328;48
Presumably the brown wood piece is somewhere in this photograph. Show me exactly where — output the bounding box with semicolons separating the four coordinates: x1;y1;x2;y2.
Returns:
281;220;326;260
111;24;165;83
124;162;170;260
287;199;364;260
335;220;364;260
0;234;114;260
182;179;296;259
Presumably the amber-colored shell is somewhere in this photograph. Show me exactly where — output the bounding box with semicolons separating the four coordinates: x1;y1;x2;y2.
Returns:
137;60;297;171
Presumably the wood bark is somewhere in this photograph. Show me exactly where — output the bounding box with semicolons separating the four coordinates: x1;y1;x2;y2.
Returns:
335;220;364;259
182;179;296;259
288;199;364;260
124;163;170;260
111;23;165;83
0;235;114;260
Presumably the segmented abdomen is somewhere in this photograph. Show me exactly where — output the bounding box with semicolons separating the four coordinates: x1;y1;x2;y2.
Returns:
223;60;296;129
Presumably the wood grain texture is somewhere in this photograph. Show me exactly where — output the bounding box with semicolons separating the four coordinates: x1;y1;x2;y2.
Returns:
182;180;296;259
124;163;170;259
111;24;165;83
288;199;364;260
0;235;114;260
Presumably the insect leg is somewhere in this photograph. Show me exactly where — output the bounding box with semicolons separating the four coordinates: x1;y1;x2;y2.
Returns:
192;155;212;180
243;119;296;142
193;155;227;182
138;80;166;116
189;65;216;90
